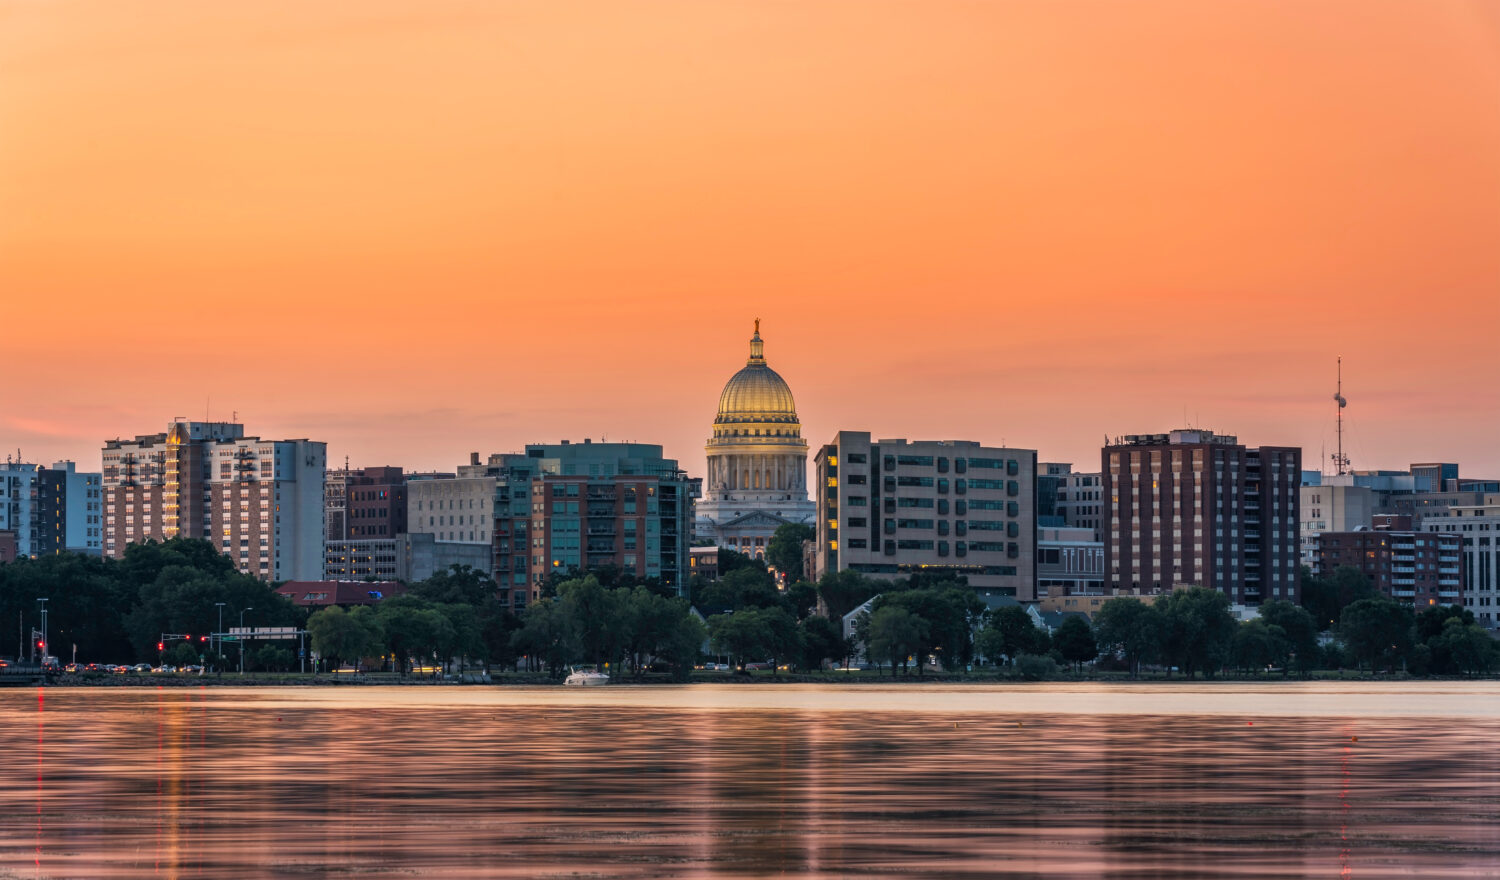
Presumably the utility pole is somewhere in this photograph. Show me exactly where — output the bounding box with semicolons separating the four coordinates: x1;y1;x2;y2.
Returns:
215;602;226;677
37;598;48;667
239;607;253;674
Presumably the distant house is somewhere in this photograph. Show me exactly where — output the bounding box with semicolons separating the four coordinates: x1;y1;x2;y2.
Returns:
275;580;407;608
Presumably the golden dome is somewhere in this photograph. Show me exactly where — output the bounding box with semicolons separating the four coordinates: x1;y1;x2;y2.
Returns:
715;321;799;426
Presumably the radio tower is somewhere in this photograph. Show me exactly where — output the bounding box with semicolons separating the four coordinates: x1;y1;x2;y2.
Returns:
1331;357;1349;476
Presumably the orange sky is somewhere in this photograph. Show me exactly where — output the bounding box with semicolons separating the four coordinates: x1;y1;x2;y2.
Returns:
3;1;1498;479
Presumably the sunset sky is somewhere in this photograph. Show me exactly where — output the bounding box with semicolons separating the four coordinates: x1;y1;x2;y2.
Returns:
3;1;1498;479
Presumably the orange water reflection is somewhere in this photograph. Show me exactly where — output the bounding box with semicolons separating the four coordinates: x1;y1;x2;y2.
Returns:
2;685;1498;878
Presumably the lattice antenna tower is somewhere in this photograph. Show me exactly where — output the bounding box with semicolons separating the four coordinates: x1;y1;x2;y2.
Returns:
1331;357;1350;476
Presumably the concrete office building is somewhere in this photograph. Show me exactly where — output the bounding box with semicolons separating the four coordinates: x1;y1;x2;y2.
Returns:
695;322;816;556
1103;429;1301;605
1037;463;1105;540
324;532;492;583
813;432;1038;600
101;420;326;581
1299;484;1375;566
1420;498;1500;627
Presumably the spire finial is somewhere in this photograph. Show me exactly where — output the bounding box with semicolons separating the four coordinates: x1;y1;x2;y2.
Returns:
748;319;765;364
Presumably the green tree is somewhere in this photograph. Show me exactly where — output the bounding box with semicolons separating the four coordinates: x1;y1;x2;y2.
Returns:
708;609;772;669
1257;600;1319;676
785;581;819;620
1052;615;1098;673
796;615;847;671
766;523;815;583
878;588;984;672
410;565;495;606
816;570;880;624
167;641;201;667
307;604;384;671
512;598;580;677
977;606;1047;666
1436;618;1494;677
1339;596;1414;673
1301;565;1379;631
1158;587;1238;678
1230;619;1285;674
1093;597;1163;678
867;605;928;676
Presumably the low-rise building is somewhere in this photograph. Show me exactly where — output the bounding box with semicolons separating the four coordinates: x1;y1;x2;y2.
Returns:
275;580;406;608
1037;525;1105;597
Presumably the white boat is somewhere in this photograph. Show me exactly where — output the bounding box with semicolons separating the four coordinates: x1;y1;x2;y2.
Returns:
564;667;609;687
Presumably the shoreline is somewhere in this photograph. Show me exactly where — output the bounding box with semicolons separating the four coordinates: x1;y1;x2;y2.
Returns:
33;670;1498;687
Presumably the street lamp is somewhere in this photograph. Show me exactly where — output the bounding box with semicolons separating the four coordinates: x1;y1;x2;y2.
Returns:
215;602;226;676
239;607;253;674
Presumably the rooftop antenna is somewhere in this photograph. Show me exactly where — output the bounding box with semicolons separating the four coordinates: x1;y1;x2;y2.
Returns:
1331;357;1349;476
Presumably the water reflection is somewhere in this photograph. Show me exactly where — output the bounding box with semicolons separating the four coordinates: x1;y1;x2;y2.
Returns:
2;685;1498;878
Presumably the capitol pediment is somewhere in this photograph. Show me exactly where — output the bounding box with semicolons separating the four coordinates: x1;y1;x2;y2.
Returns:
719;511;798;530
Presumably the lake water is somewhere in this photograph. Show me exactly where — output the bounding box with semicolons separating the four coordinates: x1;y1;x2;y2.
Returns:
2;683;1498;878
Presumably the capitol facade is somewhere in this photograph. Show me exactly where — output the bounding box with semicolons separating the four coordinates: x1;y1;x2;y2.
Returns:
694;321;816;557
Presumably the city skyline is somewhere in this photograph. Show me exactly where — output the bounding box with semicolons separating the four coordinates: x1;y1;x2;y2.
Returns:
5;1;1498;478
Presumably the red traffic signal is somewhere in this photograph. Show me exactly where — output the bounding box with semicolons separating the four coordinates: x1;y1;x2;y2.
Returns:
157;642;165;652
200;636;208;642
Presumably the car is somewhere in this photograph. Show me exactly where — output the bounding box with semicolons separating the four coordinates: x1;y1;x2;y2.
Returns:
0;659;9;670
84;663;102;673
152;665;176;674
182;665;204;674
113;665;130;674
131;663;153;673
64;663;80;674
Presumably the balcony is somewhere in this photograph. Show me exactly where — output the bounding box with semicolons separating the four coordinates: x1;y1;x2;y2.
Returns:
1392;589;1416;598
1438;591;1460;599
586;526;616;536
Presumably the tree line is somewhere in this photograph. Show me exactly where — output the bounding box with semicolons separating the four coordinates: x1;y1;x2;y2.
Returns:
3;532;1494;679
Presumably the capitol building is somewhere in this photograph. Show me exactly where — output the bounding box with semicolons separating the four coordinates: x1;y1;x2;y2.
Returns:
695;321;816;557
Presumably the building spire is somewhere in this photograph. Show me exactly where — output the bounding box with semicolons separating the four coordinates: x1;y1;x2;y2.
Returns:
748;318;765;364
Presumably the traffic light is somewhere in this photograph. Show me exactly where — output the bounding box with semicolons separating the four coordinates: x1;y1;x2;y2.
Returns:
200;636;208;642
158;641;164;652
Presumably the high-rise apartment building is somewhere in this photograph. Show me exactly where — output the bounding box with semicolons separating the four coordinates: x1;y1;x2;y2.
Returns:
1314;526;1461;612
1103;429;1301;605
0;459;102;558
101;420;326;580
410;443;696;607
813;432;1038;600
500;441;695;606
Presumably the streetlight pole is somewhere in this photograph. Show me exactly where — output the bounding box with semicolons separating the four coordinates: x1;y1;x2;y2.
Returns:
37;598;48;668
215;602;226;677
239;607;253;674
